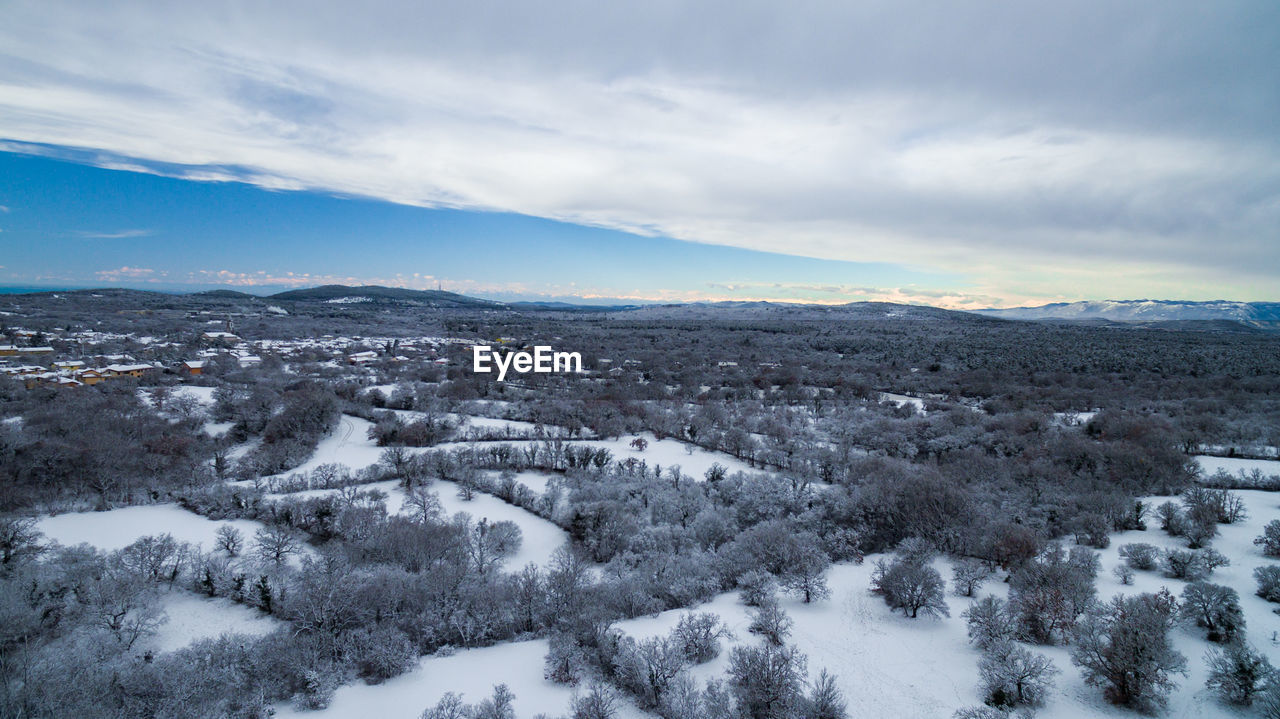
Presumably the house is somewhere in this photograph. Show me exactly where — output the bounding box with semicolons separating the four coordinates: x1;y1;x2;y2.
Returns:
180;360;206;375
1;345;53;356
104;363;154;379
0;365;45;377
347;350;378;364
76;369;106;385
53;360;86;370
38;373;81;388
202;331;240;342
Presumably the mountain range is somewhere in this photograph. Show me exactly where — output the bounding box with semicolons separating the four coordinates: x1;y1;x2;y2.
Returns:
4;286;1278;331
973;300;1280;325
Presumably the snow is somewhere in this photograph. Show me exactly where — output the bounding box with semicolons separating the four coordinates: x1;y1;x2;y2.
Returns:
204;420;235;437
503;470;558;495
271;414;385;478
36;504;267;554
580;434;759;478
1054;411;1097;426
145;590;281;654
365;383;401;397
274;639;647;719
1195;454;1280;478
176;385;217;405
880;392;926;414
618;561;986;718
452;413;547;434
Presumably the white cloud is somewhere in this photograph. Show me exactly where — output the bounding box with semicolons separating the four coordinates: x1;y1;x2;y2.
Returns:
96;266;165;281
1;2;1277;302
74;229;154;239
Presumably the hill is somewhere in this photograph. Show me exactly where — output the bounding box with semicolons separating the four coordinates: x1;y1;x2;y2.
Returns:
268;285;506;309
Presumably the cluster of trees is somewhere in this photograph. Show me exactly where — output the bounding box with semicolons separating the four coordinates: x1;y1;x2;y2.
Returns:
214;380;340;475
947;486;1280;717
0;381;213;510
539;584;846;719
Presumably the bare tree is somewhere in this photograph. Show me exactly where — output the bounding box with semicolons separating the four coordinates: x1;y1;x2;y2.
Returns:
1205;643;1274;707
978;641;1059;709
1070;590;1186;712
215;525;243;556
0;517;43;568
747;598;793;646
872;556;949;619
254;525;300;565
951;559;991;597
963;595;1016;651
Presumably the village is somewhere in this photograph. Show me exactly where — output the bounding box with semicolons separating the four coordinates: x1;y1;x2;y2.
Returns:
0;323;470;389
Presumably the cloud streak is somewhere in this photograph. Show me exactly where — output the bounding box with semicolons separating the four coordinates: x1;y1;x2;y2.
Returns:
96;266;165;282
74;229;154;239
1;1;1277;301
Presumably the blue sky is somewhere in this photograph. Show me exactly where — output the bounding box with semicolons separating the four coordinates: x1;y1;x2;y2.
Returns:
0;2;1276;307
0;150;964;305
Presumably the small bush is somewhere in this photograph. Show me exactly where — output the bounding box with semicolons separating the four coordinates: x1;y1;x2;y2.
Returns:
1118;543;1159;571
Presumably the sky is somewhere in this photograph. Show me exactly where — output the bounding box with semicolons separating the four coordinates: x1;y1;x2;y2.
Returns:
0;1;1277;307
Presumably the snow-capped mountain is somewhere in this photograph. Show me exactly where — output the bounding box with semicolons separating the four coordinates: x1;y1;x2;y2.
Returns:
974;300;1280;323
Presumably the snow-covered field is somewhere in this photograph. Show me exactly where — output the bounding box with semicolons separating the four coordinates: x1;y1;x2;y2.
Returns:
146;590;281;654
176;385;217;405
204;420;235;436
277;490;1280;719
139;385;217;410
880;392;926;413
274;639;648;719
499;470;559;495
36;504;267;553
452;413;554;435
1195;454;1280;478
257;414;385;480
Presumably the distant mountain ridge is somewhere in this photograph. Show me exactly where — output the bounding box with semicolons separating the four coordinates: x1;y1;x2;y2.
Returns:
612;300;992;322
268;284;505;309
2;285;1276;331
974;300;1280;324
